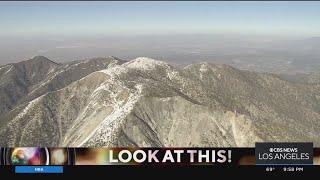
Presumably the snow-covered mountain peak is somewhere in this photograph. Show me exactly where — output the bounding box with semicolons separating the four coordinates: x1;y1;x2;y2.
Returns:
124;57;170;70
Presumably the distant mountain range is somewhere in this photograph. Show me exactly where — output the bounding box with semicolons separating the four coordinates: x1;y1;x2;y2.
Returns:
0;56;319;147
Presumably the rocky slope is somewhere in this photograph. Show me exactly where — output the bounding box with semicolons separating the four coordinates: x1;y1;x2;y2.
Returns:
0;57;319;147
0;56;124;116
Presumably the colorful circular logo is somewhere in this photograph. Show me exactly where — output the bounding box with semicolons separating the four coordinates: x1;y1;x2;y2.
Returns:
6;148;49;165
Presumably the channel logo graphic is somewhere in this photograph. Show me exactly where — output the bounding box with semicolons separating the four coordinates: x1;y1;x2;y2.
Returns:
255;143;313;165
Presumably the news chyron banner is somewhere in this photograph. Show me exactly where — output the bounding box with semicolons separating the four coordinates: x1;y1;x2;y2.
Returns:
0;143;319;174
1;148;236;166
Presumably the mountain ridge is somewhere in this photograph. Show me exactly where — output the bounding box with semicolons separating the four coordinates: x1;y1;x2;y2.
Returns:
0;56;125;116
0;56;319;147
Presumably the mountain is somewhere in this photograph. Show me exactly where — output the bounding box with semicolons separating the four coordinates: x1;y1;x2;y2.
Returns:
0;57;319;147
0;56;59;115
0;56;124;116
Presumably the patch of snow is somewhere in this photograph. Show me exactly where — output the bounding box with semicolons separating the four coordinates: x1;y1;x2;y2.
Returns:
47;67;56;75
63;63;145;146
199;63;210;80
99;65;127;78
135;83;144;93
161;97;172;101
15;96;43;120
3;65;13;75
166;69;179;80
0;65;10;71
77;81;143;146
28;68;67;95
200;64;208;73
106;59;120;68
124;57;168;70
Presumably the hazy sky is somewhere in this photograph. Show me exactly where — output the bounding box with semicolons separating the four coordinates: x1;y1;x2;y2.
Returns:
1;1;320;37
